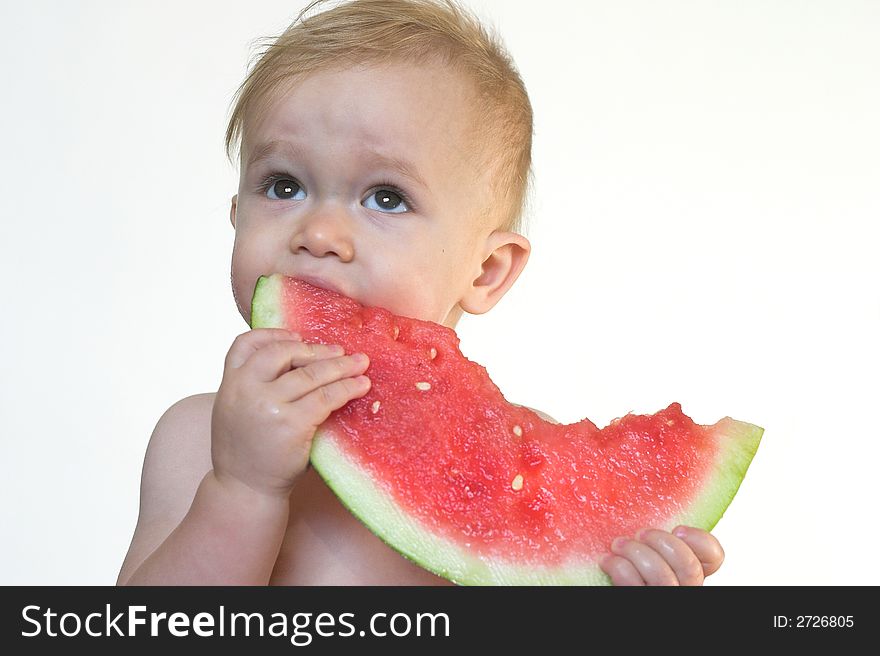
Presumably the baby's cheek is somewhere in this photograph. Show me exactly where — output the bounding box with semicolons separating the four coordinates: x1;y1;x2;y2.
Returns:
372;277;438;322
230;280;251;323
229;261;257;323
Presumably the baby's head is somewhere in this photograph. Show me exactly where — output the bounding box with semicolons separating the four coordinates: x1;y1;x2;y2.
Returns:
225;0;533;329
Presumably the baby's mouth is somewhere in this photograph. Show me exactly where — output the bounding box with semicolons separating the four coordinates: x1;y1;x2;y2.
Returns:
289;274;349;299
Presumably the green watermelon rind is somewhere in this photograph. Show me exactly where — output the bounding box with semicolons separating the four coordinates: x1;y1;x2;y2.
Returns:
309;419;762;586
665;417;763;534
251;274;284;329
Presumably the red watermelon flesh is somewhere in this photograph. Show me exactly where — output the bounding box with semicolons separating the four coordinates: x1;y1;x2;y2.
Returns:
251;274;763;585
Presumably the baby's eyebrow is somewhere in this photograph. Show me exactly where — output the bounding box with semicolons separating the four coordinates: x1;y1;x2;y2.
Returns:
246;139;429;190
246;139;305;170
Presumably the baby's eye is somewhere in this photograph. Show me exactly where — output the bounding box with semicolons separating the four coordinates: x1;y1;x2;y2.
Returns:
363;188;409;214
264;177;305;201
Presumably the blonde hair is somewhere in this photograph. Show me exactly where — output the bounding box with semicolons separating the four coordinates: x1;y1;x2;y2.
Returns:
224;0;533;234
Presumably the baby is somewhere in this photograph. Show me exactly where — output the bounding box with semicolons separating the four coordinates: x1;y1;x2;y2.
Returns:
117;0;724;586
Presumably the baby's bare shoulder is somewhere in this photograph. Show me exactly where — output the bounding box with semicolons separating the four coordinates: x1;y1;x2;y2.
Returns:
143;393;216;502
116;392;216;584
155;392;216;445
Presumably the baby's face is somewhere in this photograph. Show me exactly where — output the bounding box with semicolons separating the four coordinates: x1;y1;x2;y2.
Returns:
230;60;508;328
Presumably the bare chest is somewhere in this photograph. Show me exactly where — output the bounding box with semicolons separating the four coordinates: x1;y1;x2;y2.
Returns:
268;467;454;586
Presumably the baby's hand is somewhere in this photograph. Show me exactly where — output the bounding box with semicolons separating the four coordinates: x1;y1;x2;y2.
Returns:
211;328;371;499
599;526;724;586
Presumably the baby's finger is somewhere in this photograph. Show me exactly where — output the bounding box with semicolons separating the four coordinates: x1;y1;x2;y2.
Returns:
610;538;679;586
599;554;644;586
242;339;346;383
672;526;725;577
276;353;370;401
224;329;301;370
635;529;704;586
296;374;372;419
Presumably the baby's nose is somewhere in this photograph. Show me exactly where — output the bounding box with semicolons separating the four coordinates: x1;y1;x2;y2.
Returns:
289;209;355;261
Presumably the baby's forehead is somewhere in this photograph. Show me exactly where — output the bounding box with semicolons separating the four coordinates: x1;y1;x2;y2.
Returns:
247;60;489;167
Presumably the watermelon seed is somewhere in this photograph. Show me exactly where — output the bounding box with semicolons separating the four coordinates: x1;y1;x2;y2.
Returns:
512;424;523;437
371;400;381;414
511;474;524;491
393;326;400;340
666;419;675;426
415;381;432;391
429;347;437;360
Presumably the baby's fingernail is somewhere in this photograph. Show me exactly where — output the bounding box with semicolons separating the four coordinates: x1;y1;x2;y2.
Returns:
611;537;629;551
635;529;649;541
673;526;688;539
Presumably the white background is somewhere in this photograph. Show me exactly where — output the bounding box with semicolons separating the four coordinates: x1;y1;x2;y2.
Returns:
1;0;877;585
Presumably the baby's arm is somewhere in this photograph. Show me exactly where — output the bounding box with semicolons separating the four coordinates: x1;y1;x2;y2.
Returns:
117;328;371;585
599;526;724;586
115;398;290;585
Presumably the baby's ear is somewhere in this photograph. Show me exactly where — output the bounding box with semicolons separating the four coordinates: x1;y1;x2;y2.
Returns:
229;194;238;228
459;231;531;315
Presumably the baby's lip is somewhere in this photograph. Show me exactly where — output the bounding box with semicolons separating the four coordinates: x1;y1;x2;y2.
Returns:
292;274;348;298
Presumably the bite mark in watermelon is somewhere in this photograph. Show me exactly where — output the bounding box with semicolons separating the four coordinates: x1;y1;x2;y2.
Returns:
251;274;763;585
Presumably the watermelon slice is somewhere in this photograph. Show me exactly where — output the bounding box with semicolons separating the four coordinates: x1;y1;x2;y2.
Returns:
251;274;763;585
